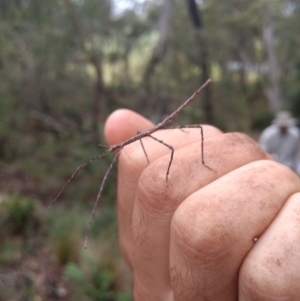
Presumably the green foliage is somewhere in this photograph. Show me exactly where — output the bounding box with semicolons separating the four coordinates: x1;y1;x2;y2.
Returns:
46;203;118;265
1;0;300;203
1;0;300;298
63;252;129;301
64;263;114;301
90;207;118;239
285;59;300;122
116;293;133;301
64;262;86;283
0;194;39;236
46;206;84;265
0;200;128;300
251;111;274;131
0;240;21;266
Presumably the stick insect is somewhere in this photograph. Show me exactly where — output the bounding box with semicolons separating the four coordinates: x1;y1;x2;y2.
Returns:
48;78;213;248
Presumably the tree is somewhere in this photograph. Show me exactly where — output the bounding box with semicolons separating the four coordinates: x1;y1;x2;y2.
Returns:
263;1;282;112
187;0;213;124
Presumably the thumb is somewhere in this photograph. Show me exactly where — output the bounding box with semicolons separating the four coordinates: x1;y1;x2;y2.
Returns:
104;109;155;146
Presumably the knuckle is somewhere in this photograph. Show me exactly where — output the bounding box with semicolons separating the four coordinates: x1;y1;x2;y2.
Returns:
136;150;191;213
224;132;264;153
171;200;230;265
254;160;299;185
136;163;173;212
240;192;300;300
240;258;300;300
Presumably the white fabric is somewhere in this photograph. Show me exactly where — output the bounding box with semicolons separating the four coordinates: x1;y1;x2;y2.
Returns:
259;125;300;170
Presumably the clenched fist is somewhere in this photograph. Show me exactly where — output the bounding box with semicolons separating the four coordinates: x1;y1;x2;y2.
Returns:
104;109;300;301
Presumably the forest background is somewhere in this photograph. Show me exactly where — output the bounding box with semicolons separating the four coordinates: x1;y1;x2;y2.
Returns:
0;0;300;300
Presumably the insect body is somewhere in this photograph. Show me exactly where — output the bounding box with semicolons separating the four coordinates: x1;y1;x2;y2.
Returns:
49;79;212;247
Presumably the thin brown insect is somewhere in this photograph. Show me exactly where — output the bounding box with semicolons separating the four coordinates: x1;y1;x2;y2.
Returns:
48;78;213;248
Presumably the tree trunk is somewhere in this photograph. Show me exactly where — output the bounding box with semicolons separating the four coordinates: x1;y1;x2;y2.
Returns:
187;0;213;124
262;3;282;112
198;37;213;124
142;0;171;87
64;0;105;144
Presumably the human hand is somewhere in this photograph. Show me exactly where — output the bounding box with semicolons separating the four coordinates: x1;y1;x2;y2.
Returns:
104;109;300;301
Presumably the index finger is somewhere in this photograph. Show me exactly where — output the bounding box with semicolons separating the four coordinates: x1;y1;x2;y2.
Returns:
104;109;221;266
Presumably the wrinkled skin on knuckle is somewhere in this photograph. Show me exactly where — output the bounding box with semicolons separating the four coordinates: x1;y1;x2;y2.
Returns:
170;160;300;277
240;193;300;301
223;132;270;161
256;160;300;193
240;266;299;301
136;158;181;213
171;200;230;267
227;132;258;145
132;131;260;214
241;273;295;301
169;201;235;301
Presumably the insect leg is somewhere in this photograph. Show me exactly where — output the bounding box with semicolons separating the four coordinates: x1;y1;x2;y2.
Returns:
179;124;216;172
48;148;113;209
146;134;174;183
137;131;150;165
84;151;120;248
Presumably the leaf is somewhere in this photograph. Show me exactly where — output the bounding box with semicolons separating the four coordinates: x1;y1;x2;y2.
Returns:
63;262;86;283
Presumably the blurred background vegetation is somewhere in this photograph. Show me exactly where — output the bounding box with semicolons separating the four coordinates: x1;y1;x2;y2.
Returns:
0;0;300;300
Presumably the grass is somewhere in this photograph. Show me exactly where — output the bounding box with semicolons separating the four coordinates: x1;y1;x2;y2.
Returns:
0;193;132;301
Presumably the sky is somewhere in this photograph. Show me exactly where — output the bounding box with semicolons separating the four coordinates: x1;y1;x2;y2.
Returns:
112;0;148;15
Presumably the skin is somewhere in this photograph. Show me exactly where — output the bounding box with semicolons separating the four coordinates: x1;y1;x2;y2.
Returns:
104;109;300;301
279;125;288;135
